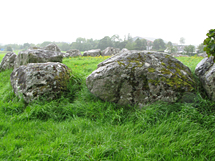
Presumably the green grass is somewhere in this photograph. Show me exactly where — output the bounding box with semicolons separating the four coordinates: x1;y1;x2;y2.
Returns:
1;54;215;160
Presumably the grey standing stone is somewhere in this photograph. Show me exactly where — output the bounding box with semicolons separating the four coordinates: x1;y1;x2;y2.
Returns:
43;43;61;52
10;62;71;103
65;49;82;57
14;44;63;69
0;52;17;72
83;49;101;57
195;56;215;101
86;51;195;107
101;47;120;56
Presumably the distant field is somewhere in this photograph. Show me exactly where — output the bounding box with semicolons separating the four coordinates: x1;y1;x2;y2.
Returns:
1;54;214;160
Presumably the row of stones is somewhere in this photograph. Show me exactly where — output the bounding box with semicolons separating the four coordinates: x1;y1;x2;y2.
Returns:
0;43;213;107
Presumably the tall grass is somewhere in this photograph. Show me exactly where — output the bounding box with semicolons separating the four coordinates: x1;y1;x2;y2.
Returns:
1;54;215;160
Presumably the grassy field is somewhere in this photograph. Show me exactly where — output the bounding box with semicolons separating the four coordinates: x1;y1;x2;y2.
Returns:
1;54;215;160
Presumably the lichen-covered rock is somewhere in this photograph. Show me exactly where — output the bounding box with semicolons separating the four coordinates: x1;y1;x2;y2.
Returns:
65;49;82;57
14;45;63;69
101;47;120;56
0;52;17;72
83;49;101;57
195;56;215;100
43;43;61;52
10;62;71;103
86;51;195;107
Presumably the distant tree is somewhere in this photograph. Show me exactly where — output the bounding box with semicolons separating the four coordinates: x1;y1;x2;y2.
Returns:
23;43;31;49
6;46;13;51
70;42;78;50
172;46;178;53
58;42;70;51
152;39;166;51
197;43;204;53
118;41;128;49
189;45;195;53
40;41;53;47
134;38;147;50
165;41;177;53
166;41;173;48
184;46;189;54
134;38;142;50
97;36;113;50
125;41;134;50
180;37;185;45
127;33;133;43
184;45;195;55
111;34;122;48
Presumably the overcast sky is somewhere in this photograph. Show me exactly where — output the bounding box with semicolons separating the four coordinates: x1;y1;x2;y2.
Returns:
0;0;214;46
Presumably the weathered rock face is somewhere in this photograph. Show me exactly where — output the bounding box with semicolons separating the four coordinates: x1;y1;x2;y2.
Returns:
198;52;207;57
43;43;61;52
65;49;82;57
83;49;101;57
14;47;63;69
119;48;129;53
10;62;71;103
0;52;17;72
101;47;120;56
195;56;215;100
86;51;195;107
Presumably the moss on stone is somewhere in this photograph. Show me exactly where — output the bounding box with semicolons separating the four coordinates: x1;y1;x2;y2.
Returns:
165;55;171;58
161;68;172;75
161;62;166;66
117;60;125;66
148;79;159;86
148;67;155;73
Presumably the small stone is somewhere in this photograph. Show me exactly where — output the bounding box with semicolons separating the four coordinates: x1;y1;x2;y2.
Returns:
83;49;101;57
0;52;17;72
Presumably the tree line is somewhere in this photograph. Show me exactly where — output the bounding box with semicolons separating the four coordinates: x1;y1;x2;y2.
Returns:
0;34;204;54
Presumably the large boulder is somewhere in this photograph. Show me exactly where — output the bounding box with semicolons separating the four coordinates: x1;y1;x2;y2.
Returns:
14;44;63;69
65;49;82;57
10;62;71;103
86;51;195;107
83;49;101;57
0;52;17;72
195;56;215;100
101;47;120;56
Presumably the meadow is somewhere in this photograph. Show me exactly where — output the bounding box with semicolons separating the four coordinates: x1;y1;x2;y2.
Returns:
1;53;215;160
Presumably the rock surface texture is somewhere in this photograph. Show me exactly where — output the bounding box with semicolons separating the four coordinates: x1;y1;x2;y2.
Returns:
119;48;129;53
43;43;61;52
0;52;17;72
65;49;82;57
83;49;101;57
195;56;215;100
86;51;195;107
10;62;71;103
101;47;120;56
14;44;63;68
198;52;207;57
